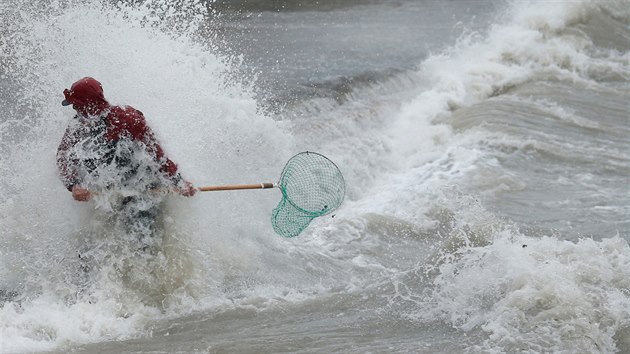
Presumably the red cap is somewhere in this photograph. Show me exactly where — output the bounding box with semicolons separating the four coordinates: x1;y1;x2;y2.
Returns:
62;77;107;107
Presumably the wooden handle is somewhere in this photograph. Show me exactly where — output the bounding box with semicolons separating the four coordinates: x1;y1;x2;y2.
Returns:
197;183;276;192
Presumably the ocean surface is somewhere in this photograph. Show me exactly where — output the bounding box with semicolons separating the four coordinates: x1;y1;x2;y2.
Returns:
1;0;629;353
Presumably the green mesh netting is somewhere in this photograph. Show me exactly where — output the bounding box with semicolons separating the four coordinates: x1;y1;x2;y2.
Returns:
271;152;345;237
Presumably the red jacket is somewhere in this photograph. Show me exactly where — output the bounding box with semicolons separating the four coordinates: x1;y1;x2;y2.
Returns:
57;78;180;191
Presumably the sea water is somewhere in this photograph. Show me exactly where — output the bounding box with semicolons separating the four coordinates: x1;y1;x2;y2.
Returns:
1;0;628;353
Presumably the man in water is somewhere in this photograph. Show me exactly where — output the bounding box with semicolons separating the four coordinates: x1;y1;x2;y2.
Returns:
56;77;196;248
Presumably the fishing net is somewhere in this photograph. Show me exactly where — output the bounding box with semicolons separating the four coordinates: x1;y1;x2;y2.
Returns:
271;152;345;237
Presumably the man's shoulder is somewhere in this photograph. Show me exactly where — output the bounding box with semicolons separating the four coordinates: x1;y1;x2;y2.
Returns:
109;105;144;117
107;105;146;125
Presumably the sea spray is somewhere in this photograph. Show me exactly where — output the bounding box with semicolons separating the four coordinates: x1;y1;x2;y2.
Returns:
1;0;292;352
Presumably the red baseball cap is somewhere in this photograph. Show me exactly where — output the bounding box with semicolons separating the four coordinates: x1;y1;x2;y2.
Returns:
62;77;106;107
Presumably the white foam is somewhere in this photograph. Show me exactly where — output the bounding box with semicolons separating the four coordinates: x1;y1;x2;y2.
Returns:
414;234;630;353
1;0;294;351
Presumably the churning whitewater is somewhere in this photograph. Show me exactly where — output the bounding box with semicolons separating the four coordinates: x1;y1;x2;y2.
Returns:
1;0;629;353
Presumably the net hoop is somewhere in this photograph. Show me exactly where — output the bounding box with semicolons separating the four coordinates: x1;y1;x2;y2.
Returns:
271;151;345;237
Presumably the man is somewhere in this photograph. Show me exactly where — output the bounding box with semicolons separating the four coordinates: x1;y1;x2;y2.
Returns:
57;77;196;199
57;77;195;248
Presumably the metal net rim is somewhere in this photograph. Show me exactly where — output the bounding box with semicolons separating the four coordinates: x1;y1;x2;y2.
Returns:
277;151;346;215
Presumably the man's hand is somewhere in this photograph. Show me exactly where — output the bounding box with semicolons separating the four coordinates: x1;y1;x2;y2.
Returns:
178;180;197;197
71;185;91;202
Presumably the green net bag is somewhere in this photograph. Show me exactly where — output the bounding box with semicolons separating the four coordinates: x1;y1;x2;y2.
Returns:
271;152;345;237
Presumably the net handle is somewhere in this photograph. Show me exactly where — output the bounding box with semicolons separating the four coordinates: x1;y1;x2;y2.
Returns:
197;183;276;192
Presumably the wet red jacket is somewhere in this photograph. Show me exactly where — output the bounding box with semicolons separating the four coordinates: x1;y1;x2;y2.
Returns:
57;78;180;191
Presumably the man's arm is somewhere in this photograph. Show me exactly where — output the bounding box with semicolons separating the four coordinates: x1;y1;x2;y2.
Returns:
56;125;80;191
57;123;92;201
112;107;196;196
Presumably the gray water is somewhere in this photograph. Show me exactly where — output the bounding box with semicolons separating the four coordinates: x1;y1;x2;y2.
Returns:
209;0;501;108
1;0;629;353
